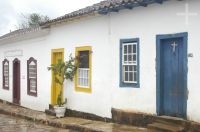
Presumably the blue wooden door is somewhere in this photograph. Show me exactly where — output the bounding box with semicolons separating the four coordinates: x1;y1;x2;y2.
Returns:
160;37;186;118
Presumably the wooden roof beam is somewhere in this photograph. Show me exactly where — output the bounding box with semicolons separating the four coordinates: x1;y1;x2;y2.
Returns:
139;2;148;7
155;0;164;4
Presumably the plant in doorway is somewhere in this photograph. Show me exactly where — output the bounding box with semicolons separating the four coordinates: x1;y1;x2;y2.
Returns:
48;54;78;117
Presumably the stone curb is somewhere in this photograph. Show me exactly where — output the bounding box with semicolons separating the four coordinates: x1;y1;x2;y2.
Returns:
0;108;103;132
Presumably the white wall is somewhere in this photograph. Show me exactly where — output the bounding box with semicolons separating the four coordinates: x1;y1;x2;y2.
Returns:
110;0;200;122
0;0;200;123
0;15;113;117
46;15;112;117
0;36;51;111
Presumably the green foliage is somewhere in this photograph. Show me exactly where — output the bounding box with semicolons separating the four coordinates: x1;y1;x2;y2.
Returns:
57;91;62;107
16;13;49;29
48;54;78;107
28;13;49;28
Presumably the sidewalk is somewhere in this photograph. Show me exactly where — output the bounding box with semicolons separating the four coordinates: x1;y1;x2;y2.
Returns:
0;102;147;132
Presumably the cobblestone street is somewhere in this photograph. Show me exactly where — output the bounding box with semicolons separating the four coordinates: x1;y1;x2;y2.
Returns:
0;114;72;132
0;102;147;132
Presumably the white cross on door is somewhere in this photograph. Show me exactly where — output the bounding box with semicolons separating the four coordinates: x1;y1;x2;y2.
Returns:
171;42;178;53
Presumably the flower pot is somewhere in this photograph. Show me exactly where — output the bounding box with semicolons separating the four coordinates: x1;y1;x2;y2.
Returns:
54;105;66;118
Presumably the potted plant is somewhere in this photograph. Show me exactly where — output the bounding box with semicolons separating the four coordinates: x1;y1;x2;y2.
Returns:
48;54;77;118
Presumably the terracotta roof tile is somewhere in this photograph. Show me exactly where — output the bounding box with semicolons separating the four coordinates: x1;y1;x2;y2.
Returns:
0;27;42;40
41;0;166;26
0;0;168;40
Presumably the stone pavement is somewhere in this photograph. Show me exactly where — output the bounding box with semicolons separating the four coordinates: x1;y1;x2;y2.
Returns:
0;102;147;132
0;114;72;132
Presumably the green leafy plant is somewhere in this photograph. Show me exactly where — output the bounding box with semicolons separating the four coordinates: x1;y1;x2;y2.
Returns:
48;54;78;107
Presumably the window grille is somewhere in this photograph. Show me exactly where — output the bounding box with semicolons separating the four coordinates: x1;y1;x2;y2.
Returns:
2;59;9;89
78;68;89;87
78;51;90;87
120;38;140;88
122;42;137;83
27;57;37;96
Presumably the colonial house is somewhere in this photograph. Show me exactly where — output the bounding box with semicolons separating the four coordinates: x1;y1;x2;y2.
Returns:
0;0;200;124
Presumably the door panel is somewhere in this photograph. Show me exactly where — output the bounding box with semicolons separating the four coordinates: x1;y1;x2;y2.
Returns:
160;37;186;118
51;49;64;105
13;58;20;105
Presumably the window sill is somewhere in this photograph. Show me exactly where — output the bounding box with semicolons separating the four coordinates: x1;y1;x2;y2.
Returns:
28;92;37;97
119;82;140;88
75;86;91;93
3;87;9;90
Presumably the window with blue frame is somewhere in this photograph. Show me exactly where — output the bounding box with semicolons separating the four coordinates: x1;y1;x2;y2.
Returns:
120;38;140;88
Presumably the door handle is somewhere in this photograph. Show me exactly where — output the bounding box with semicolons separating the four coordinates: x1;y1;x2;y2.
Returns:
187;89;189;100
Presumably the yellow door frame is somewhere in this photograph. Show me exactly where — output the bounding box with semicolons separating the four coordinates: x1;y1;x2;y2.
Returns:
51;48;64;105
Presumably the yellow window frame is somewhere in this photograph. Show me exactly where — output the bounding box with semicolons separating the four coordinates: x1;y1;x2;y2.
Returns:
75;46;92;93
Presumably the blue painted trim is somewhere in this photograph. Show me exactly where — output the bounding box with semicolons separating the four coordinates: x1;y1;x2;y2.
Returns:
119;38;140;88
156;32;188;118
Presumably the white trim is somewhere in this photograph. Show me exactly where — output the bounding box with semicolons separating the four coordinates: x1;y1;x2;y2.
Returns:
78;68;90;88
122;42;138;83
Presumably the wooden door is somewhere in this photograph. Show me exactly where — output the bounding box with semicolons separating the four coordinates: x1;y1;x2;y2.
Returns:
13;58;20;105
156;33;188;118
51;49;64;105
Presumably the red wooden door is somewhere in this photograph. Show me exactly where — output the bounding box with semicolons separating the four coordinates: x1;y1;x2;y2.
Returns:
13;58;20;105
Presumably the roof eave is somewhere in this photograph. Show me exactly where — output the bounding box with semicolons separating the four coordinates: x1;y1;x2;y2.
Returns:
0;27;50;45
41;11;99;28
41;0;168;27
98;0;168;15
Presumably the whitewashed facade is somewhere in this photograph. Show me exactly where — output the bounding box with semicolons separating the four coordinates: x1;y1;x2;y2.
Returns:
1;0;200;123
